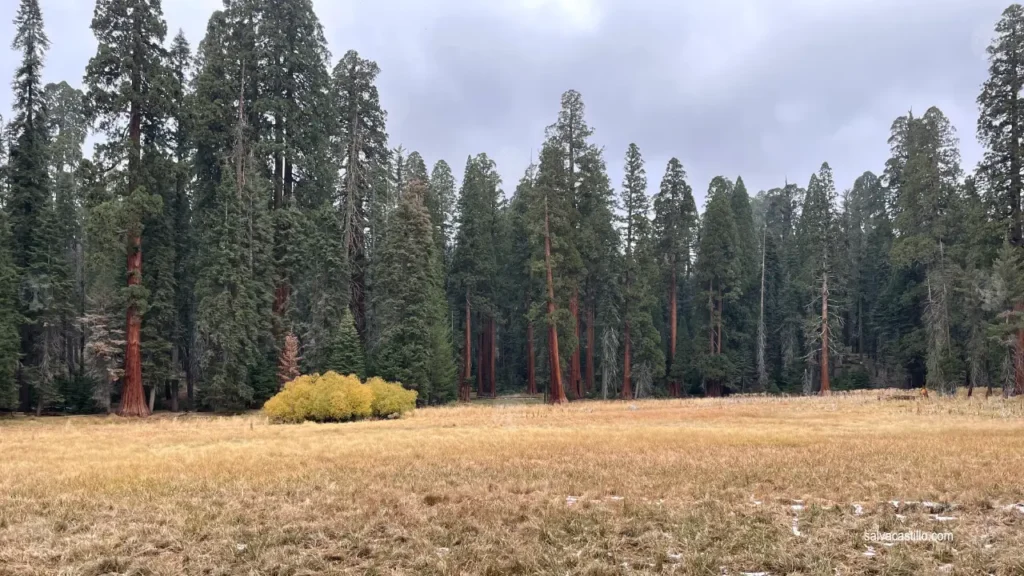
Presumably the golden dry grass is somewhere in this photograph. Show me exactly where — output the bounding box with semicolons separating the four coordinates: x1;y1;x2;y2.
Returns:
2;392;1024;575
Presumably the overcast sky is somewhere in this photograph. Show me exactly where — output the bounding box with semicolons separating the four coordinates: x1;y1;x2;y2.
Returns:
0;0;1011;206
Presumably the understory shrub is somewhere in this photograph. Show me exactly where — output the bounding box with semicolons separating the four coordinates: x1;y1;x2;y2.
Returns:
366;377;418;417
263;371;415;423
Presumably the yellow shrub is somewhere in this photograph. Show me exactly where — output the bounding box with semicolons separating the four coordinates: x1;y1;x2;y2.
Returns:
263;375;317;423
264;372;381;423
320;371;373;420
366;377;417;417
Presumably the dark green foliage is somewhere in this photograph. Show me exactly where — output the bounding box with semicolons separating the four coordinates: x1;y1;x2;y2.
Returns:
374;181;455;403
0;213;21;410
325;310;365;378
620;143;664;393
334;50;388;343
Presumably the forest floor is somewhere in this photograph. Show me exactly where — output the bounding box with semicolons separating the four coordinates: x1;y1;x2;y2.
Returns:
2;392;1024;575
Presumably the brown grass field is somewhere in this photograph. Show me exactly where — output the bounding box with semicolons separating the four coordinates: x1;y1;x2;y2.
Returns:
2;391;1024;575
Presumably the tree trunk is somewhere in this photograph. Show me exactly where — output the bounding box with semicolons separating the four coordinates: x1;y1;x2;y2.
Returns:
668;269;678;397
716;290;723;355
585;306;595;394
527;320;536;395
148;385;156;413
170;381;179;412
569;290;581;399
461;290;472;402
708;280;715;355
119;239;148;417
477;322;484;398
119;78;148;418
1015;302;1024;396
490;317;497;398
622;321;632;399
820;274;831;394
544;197;566;404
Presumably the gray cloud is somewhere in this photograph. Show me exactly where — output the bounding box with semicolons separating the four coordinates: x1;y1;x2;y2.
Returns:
0;0;1008;205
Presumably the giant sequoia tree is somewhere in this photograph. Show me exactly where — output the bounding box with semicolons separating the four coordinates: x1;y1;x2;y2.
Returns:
335;50;388;344
653;158;697;396
798;163;840;394
83;0;173;417
619;144;662;398
696;178;740;396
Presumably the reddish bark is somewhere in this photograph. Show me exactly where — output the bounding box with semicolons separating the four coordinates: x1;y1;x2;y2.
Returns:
585;306;595;394
569;291;582;399
461;291;472;402
622;321;632;399
820;274;831;395
119;242;147;417
544;198;566;404
527;321;537;395
118;79;148;418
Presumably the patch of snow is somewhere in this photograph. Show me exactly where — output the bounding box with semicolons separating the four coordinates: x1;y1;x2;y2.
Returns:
985;544;993;549
436;547;450;557
608;496;624;501
791;504;805;511
853;504;864;516
666;552;682;563
931;515;958;522
881;542;895;548
791;518;802;537
863;546;876;558
235;543;247;552
938;564;953;573
890;500;900;508
740;572;769;576
896;514;907;521
1002;503;1024;514
566;496;579;506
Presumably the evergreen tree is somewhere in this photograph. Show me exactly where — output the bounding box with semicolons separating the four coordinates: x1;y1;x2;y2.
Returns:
885;108;963;393
334;50;388;343
798;163;841;394
619;143;663;398
979;4;1024;246
978;4;1024;393
167;29;193;410
9;0;69;413
427;160;457;272
325;310;365;378
44;81;90;411
84;0;172;417
374;179;455;403
695;177;740;396
0;211;21;411
728;177;758;391
653;158;697;395
191;6;276;409
450;154;503;398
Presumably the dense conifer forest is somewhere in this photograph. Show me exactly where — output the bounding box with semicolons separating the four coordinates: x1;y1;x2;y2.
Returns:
4;0;1024;415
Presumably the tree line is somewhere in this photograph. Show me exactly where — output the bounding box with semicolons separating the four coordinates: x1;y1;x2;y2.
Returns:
3;0;1024;415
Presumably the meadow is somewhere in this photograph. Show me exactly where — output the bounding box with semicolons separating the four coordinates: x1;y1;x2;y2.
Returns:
2;392;1024;575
